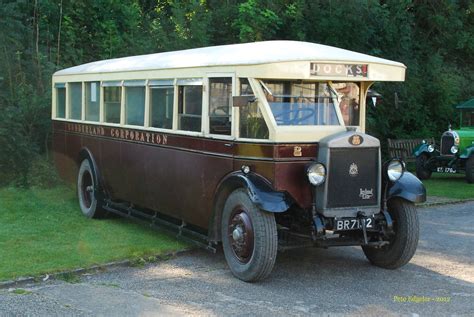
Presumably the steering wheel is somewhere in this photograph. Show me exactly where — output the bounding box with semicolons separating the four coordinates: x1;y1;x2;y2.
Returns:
211;106;229;116
273;108;315;125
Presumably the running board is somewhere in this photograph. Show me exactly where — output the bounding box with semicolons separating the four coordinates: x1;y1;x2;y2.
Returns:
102;200;216;253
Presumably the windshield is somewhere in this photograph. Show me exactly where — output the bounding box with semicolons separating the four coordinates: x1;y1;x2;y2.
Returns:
261;80;340;126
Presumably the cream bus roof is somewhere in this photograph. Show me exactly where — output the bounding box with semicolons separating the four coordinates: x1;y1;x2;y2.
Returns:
54;40;405;76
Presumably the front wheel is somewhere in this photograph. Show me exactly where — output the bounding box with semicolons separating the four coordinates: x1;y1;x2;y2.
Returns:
416;154;432;180
465;156;474;184
362;198;419;269
221;189;278;282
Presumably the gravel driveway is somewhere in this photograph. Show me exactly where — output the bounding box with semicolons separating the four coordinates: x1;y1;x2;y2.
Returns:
1;202;473;316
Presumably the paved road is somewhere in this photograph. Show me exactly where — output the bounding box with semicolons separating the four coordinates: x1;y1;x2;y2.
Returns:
1;202;473;316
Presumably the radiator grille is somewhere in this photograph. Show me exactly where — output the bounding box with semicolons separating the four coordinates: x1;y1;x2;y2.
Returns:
440;135;454;155
326;148;379;208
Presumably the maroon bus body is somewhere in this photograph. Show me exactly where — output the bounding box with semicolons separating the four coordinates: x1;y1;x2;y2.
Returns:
53;121;317;230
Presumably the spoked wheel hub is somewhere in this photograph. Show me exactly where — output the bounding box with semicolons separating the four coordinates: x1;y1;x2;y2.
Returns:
228;208;254;263
81;171;93;209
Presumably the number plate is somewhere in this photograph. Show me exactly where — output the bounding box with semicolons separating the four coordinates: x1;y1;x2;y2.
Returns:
334;217;374;231
436;167;457;173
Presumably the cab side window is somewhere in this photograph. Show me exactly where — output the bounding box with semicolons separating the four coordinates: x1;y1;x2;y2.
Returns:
239;78;269;139
333;82;360;126
209;78;232;135
178;81;202;132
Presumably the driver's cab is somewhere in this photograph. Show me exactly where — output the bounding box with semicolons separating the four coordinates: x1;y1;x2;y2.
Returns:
238;78;370;143
460;105;474;129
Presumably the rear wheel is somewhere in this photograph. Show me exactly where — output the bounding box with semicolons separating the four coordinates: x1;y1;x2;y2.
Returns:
416;154;432;180
77;159;105;218
466;156;474;183
362;198;419;269
221;189;278;282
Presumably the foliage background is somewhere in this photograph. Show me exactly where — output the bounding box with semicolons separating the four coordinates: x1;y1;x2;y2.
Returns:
0;0;473;186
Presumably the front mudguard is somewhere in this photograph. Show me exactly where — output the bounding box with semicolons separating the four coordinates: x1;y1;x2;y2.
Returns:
413;143;431;157
208;172;292;242
460;145;474;159
221;172;292;213
385;172;426;203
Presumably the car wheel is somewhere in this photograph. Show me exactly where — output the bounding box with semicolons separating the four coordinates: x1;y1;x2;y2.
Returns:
415;154;432;180
362;198;419;269
465;156;474;184
221;188;278;282
77;159;105;218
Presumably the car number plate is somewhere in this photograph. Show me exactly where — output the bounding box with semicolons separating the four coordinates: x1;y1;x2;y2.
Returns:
436;167;457;173
334;217;374;231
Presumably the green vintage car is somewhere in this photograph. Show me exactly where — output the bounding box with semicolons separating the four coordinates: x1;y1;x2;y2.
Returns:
414;99;474;183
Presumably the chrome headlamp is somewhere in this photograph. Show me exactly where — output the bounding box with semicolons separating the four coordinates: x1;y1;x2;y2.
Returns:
450;145;459;154
427;144;435;153
307;163;326;186
453;131;460;145
387;159;405;182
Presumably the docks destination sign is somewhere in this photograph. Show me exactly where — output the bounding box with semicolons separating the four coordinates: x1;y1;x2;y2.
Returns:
310;63;368;78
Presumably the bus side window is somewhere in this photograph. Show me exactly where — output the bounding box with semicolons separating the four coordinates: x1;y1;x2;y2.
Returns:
55;83;66;118
124;81;146;126
150;83;174;130
103;82;121;124
209;78;232;135
178;84;202;132
69;82;82;120
239;78;269;139
85;82;100;122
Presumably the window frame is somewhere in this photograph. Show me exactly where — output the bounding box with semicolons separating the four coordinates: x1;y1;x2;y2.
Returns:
149;80;175;131
331;81;361;128
207;76;234;137
84;81;101;122
102;81;123;126
176;78;204;134
68;82;83;121
205;73;236;140
123;80;147;127
235;77;274;141
54;83;66;119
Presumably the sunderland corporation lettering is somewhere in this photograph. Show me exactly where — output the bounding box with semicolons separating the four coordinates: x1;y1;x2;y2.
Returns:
110;128;167;145
65;123;168;145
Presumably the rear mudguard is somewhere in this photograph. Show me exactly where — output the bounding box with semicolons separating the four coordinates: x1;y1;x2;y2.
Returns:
386;171;426;203
78;147;105;203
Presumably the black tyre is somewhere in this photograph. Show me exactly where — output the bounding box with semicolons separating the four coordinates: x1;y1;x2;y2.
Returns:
465;156;474;184
221;189;278;282
77;159;105;218
415;154;432;180
362;198;419;269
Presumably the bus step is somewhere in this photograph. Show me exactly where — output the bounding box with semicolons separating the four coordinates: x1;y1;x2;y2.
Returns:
102;201;216;253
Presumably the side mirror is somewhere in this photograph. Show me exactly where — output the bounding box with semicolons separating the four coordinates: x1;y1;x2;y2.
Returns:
366;89;382;109
233;96;256;107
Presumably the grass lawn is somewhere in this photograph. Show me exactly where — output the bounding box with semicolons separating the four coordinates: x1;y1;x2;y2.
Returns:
0;186;188;281
422;173;474;200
